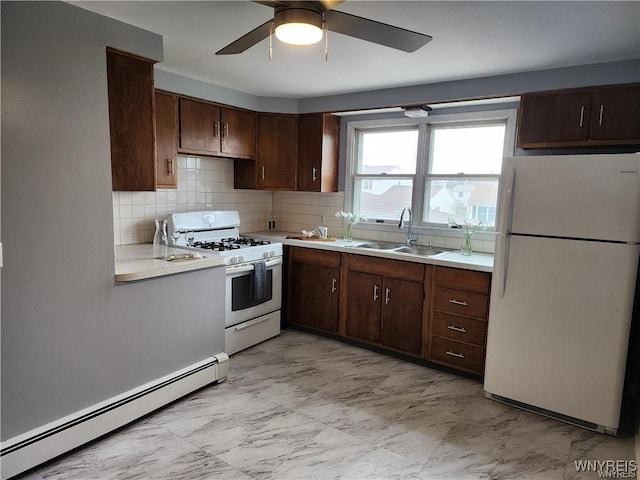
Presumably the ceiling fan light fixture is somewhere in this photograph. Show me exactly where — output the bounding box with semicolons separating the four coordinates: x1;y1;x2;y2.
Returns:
274;9;324;46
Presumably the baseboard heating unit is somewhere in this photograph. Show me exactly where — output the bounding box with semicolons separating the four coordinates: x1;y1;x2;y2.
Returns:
1;353;229;480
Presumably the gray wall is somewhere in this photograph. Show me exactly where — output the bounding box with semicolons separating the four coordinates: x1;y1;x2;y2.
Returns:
1;1;224;441
156;59;640;115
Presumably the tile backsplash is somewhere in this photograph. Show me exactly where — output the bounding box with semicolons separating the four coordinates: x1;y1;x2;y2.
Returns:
112;155;495;253
112;156;272;245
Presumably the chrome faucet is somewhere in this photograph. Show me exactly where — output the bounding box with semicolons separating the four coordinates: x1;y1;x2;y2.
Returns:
399;207;418;245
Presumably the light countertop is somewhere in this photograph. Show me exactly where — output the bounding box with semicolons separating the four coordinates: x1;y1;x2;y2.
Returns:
247;231;494;273
115;244;226;283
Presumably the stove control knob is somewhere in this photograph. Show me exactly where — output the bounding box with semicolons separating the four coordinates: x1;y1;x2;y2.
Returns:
229;256;237;265
270;250;276;257
237;255;245;264
262;251;269;259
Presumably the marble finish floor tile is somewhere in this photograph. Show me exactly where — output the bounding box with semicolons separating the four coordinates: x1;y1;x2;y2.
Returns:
20;330;637;480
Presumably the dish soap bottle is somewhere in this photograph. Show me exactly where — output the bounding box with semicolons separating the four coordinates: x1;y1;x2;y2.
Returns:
153;218;168;259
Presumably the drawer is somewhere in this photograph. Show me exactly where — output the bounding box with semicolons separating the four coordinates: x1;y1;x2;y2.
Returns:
434;286;489;319
430;337;485;374
225;311;280;355
434;266;491;294
431;310;486;346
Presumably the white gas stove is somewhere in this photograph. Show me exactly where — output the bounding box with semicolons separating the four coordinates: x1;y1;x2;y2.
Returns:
167;211;282;355
167;210;282;265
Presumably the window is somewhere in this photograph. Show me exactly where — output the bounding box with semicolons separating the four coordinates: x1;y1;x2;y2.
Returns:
352;128;418;221
424;123;505;227
345;109;516;230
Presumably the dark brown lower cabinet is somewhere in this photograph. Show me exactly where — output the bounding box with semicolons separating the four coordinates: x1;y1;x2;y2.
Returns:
287;247;340;333
343;253;425;357
345;271;382;343
380;277;424;355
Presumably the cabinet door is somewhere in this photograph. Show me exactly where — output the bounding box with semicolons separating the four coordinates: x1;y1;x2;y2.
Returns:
380;278;423;355
179;98;221;154
297;114;339;192
517;91;592;147
106;49;156;191
345;271;381;343
155;91;178;189
221;107;255;159
257;114;297;190
289;262;340;333
589;85;640;141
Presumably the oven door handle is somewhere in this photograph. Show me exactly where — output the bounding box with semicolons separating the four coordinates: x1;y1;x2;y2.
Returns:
226;257;282;274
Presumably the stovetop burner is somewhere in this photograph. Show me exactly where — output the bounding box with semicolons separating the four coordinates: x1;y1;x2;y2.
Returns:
193;237;271;252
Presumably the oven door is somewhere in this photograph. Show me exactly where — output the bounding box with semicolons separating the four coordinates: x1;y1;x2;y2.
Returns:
225;257;282;328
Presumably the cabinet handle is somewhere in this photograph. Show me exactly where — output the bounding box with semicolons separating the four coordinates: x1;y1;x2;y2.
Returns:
223;123;229;138
262;166;265;180
214;121;220;137
449;299;468;306
447;325;466;333
312;166;317;182
445;350;465;359
331;277;337;293
167;158;174;175
579;106;585;128
373;285;379;301
598;104;604;126
385;287;390;305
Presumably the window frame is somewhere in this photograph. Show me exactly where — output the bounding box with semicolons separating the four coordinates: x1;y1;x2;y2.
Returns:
344;108;517;236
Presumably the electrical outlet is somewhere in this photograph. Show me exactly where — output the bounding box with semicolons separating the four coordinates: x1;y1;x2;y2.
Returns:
320;214;325;224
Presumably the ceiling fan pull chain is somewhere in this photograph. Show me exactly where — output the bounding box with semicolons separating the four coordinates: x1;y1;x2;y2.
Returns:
269;20;274;60
323;18;328;61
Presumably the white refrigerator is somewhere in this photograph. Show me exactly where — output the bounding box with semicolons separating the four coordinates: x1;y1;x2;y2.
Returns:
484;153;640;435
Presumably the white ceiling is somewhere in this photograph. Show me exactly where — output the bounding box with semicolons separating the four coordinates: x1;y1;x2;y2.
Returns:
71;1;640;99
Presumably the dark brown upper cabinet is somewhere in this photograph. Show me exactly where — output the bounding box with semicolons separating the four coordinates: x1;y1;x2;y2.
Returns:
179;97;255;159
517;83;640;148
155;91;178;189
106;48;157;191
234;113;298;190
297;113;340;192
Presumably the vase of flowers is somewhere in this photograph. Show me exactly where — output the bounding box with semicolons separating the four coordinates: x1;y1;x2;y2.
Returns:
335;211;367;243
453;219;484;256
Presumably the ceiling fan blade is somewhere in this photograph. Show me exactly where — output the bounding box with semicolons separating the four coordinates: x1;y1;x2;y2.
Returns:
252;1;284;7
324;10;432;52
215;20;272;55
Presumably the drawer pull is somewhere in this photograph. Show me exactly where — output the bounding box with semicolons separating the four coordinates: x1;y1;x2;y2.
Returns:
447;325;466;333
598;104;604;126
445;350;465;359
449;299;468;306
579;105;585;128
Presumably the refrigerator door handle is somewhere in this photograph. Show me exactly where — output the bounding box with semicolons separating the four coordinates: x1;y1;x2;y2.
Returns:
493;233;510;299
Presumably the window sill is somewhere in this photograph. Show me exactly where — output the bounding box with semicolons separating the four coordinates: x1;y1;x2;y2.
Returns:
354;221;497;241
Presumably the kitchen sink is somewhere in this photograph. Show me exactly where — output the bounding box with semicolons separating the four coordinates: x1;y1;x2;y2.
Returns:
356;242;445;257
357;242;404;250
394;245;443;256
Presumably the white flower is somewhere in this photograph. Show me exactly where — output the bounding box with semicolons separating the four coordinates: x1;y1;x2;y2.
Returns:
335;211;367;225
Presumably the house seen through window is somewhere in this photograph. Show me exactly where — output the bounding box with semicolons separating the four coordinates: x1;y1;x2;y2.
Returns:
346;110;515;230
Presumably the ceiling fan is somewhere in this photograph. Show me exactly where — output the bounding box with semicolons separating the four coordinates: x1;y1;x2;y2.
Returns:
215;0;432;55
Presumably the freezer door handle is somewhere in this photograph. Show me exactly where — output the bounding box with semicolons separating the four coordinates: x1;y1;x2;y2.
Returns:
496;161;516;235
